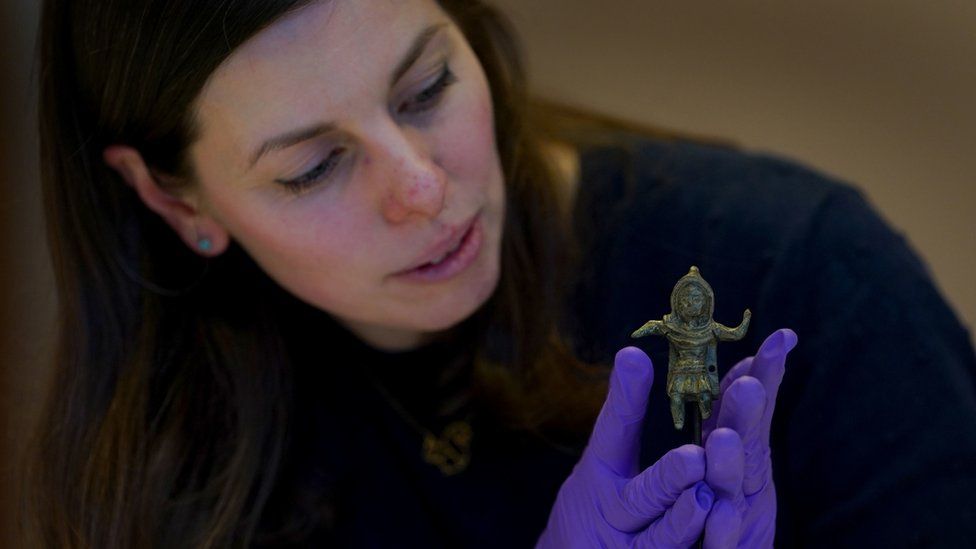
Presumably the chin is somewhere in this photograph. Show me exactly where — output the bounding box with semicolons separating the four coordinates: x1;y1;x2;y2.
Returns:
416;288;493;332
419;263;500;332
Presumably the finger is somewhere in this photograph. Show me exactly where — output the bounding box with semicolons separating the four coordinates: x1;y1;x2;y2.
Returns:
703;356;754;439
634;481;713;548
704;428;744;501
613;444;705;531
750;329;798;444
716;377;767;495
584;346;654;477
702;430;745;549
741;483;777;547
720;356;755;395
703;498;742;549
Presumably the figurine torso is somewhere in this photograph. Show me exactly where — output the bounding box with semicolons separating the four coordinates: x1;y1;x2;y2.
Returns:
665;322;713;374
663;316;719;396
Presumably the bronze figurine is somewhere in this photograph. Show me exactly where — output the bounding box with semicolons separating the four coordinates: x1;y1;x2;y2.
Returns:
631;266;750;430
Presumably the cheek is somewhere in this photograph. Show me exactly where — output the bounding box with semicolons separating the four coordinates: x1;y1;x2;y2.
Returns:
227;210;380;314
435;87;498;183
205;186;374;280
263;206;376;270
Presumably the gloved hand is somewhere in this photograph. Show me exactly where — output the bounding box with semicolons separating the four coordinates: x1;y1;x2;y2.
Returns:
701;328;799;548
536;347;744;548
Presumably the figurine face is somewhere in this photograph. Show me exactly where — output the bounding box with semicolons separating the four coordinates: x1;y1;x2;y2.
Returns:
186;0;505;350
676;284;707;321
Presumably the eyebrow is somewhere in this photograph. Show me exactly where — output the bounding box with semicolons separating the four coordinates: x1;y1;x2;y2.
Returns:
247;22;449;170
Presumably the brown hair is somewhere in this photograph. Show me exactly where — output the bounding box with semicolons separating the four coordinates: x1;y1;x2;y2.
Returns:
19;0;710;545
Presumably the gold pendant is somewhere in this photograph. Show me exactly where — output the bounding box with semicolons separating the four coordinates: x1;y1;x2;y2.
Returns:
422;420;473;476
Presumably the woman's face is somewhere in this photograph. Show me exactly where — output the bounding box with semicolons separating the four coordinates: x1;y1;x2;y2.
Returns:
188;0;505;350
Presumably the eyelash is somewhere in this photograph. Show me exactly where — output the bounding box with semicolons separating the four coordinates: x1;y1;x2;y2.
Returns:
278;64;457;194
398;62;457;115
280;146;346;193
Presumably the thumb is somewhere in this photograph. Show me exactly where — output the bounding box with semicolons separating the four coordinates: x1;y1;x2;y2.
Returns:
635;482;714;548
584;346;654;477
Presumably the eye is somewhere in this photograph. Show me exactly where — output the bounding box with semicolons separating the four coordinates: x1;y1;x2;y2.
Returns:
276;146;346;194
398;63;457;115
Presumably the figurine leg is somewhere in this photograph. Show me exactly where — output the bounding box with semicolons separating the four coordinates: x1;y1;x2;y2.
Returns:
669;393;685;430
698;391;713;420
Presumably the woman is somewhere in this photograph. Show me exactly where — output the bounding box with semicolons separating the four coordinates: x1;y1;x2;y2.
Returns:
23;0;975;547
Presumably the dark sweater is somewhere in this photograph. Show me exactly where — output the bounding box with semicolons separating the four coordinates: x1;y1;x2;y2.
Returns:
257;134;976;548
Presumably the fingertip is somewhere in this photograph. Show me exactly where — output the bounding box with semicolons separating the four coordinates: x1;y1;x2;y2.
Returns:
705;427;741;444
622;445;706;524
726;376;766;407
727;356;754;378
758;328;798;360
695;481;714;510
757;331;783;360
670;444;707;481
705;428;744;499
669;483;713;536
705;428;743;455
752;333;789;390
718;356;754;395
717;378;765;433
649;445;706;500
615;346;653;376
677;442;707;461
781;328;798;352
664;483;711;544
610;347;654;409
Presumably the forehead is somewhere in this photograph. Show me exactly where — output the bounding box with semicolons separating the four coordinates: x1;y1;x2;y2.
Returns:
191;0;445;172
680;284;703;296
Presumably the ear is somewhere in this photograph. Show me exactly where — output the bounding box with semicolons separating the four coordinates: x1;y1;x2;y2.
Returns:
102;144;230;257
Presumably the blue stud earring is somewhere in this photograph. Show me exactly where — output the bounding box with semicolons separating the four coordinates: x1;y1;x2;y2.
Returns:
197;237;213;252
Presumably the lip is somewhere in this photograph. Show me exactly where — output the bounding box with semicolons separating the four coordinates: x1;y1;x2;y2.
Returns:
398;213;480;273
391;212;484;283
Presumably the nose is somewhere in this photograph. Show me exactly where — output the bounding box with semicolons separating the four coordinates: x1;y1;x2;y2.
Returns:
376;126;447;224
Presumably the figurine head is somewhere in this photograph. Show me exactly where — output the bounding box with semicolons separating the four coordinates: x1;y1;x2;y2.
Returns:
670;266;714;325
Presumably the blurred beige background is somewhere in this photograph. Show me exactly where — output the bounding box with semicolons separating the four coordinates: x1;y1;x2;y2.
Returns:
2;0;974;542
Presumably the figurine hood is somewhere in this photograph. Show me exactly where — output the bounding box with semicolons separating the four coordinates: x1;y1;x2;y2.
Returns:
670;266;715;322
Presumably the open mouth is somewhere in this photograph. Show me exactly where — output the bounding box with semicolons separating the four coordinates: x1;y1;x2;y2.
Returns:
423;228;469;267
395;213;483;283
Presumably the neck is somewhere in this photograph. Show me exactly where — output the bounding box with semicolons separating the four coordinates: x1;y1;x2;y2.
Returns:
338;320;439;352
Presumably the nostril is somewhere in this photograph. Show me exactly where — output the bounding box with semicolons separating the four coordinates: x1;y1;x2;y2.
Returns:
387;165;446;221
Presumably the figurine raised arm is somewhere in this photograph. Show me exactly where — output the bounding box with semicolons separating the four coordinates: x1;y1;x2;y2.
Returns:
631;266;750;430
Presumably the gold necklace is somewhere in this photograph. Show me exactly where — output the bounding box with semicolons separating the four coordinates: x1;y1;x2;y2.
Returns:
365;370;473;476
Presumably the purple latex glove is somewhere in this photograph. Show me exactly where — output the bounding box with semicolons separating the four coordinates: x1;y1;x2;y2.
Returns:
701;328;799;548
703;427;746;549
537;347;743;548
